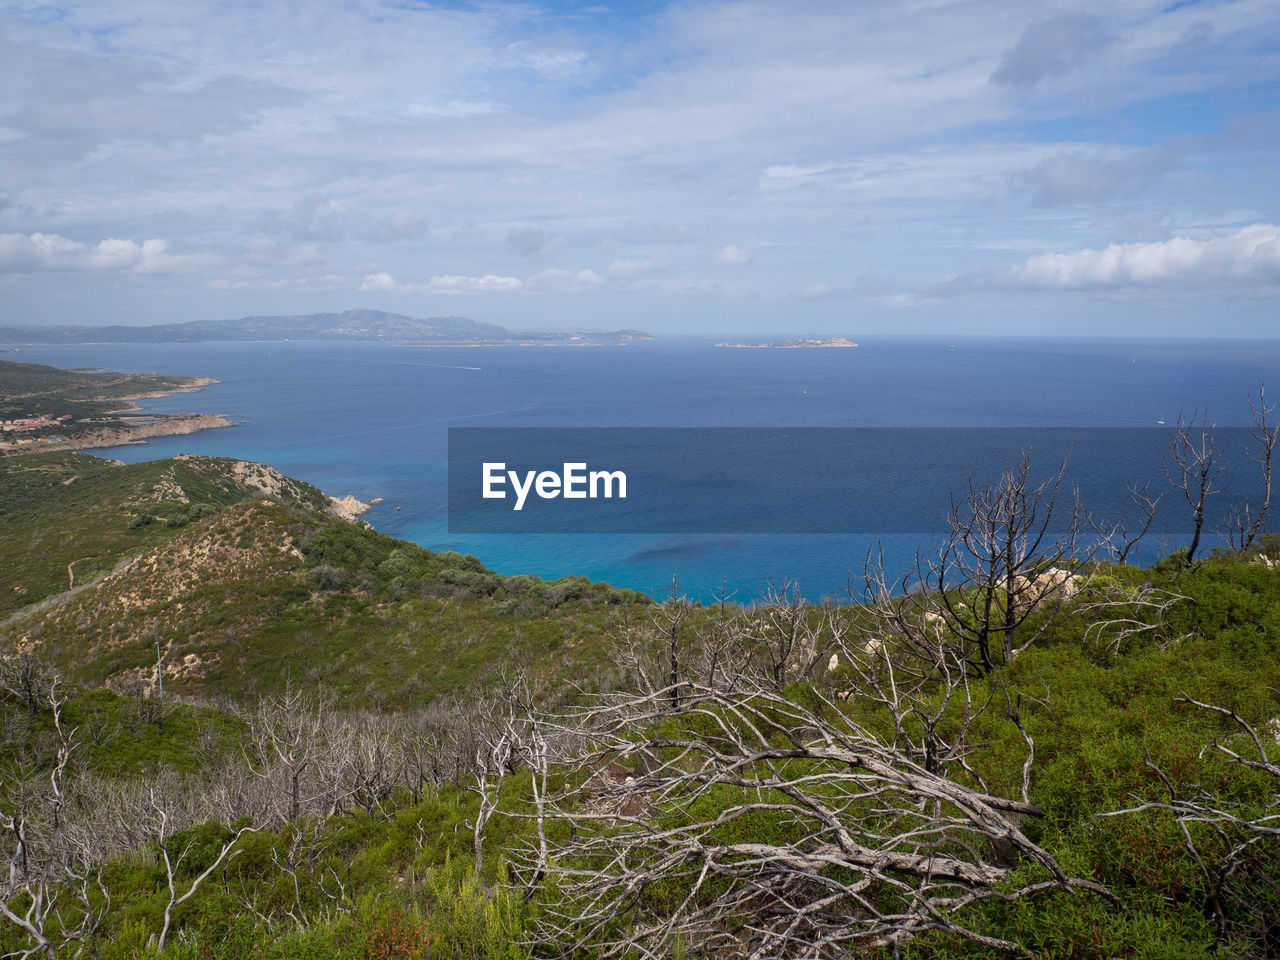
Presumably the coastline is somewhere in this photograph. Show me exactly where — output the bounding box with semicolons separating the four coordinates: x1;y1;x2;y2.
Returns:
0;375;234;455
715;337;859;349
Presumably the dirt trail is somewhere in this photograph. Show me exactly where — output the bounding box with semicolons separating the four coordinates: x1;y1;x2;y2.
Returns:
67;556;103;590
1;555;135;633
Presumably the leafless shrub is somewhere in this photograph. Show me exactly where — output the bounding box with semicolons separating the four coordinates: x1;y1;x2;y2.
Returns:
0;653;56;715
1075;580;1193;660
1;674;96;959
853;452;1083;677
1089;481;1162;565
521;680;1113;959
1102;694;1280;954
1227;384;1277;553
1165;410;1228;564
145;790;259;955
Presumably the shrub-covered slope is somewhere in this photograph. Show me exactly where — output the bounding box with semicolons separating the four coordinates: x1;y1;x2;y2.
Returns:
5;447;1280;959
0;452;327;620
4;549;1280;959
1;451;648;706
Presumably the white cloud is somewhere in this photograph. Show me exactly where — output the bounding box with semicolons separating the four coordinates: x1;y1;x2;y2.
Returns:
759;163;841;187
716;244;756;267
1009;148;1173;206
3;0;1280;331
209;274;346;292
428;274;523;294
500;43;588;79
359;271;524;294
0;232;212;273
359;271;398;292
874;293;934;307
1007;224;1280;289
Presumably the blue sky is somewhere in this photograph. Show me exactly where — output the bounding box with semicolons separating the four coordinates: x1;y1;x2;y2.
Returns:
1;0;1277;335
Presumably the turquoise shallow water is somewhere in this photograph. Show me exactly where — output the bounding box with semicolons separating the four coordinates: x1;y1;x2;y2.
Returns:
5;336;1277;602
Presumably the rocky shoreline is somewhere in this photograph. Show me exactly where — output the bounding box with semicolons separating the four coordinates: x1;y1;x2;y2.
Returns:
71;413;235;449
1;374;233;455
328;493;373;522
1;413;235;453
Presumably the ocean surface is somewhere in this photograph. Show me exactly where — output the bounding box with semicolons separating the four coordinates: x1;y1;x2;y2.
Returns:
5;336;1278;602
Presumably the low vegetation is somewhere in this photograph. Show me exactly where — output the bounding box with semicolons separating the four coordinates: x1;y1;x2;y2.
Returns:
2;393;1279;958
0;359;230;455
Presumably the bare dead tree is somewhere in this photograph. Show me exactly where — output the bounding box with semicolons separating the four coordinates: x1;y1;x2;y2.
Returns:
242;687;345;825
0;675;118;960
0;654;56;715
470;731;512;877
828;622;1003;797
752;579;825;690
337;716;403;818
520;720;552;902
1;676;76;959
146;790;259;954
1102;693;1280;954
612;576;697;705
1089;481;1162;565
852;548;954;681
1228;384;1277;553
657;574;694;708
1165;410;1228;564
695;580;754;692
521;680;1113;959
854;453;1082;677
938;453;1080;671
398;707;452;800
467;673;540;876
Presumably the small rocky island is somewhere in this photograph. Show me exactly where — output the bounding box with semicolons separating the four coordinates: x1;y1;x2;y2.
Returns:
715;336;858;349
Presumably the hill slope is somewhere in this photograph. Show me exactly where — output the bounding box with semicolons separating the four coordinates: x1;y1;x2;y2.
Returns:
1;451;648;706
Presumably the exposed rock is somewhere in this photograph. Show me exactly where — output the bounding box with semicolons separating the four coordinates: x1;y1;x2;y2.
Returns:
1012;567;1083;613
329;494;372;522
151;477;189;503
1036;567;1081;600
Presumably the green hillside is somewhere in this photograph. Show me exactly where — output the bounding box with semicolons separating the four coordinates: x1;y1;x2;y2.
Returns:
0;358;205;408
1;451;649;705
4;447;1280;960
0;452;327;620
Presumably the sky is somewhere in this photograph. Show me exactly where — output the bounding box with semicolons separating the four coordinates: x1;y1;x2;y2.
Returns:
1;0;1278;336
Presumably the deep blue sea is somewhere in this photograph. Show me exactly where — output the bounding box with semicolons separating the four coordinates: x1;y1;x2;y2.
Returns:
5;337;1278;602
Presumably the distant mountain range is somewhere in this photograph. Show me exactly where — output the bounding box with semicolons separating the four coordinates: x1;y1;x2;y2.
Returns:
0;309;653;344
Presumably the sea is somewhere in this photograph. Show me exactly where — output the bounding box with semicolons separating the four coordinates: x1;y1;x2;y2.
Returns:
5;336;1278;603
